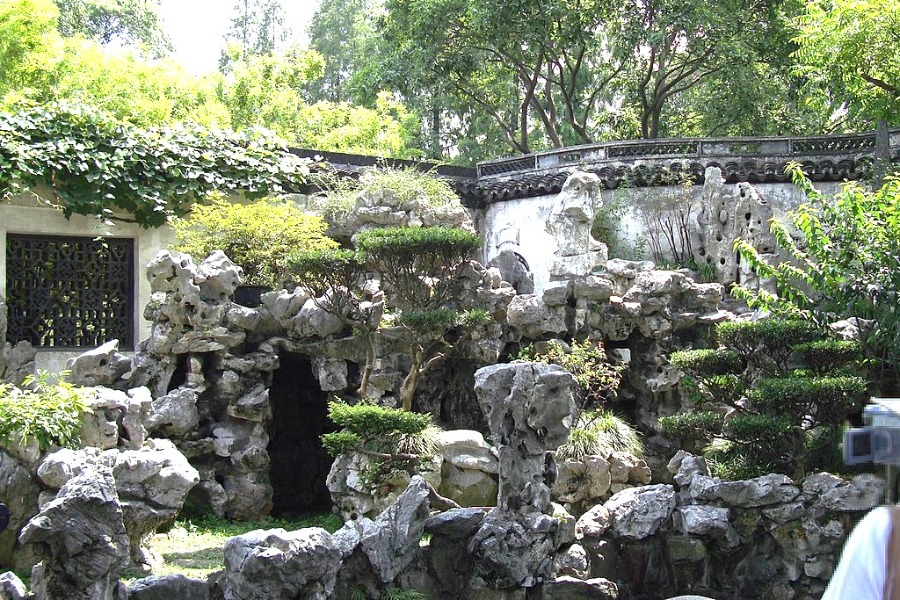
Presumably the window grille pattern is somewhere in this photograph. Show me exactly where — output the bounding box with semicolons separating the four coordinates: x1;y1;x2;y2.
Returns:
6;235;134;348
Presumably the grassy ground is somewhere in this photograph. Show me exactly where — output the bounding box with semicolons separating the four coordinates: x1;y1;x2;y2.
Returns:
137;510;343;581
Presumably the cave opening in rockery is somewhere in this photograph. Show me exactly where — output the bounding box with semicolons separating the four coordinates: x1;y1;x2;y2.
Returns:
267;352;335;516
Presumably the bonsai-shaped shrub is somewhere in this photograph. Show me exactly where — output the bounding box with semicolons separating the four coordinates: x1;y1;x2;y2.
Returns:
289;226;485;409
660;319;866;479
356;226;485;410
517;338;624;411
734;164;900;394
172;193;337;287
0;371;87;452
322;400;449;502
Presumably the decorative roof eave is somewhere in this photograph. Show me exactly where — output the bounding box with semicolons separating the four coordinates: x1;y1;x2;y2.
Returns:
287;129;900;209
459;129;900;208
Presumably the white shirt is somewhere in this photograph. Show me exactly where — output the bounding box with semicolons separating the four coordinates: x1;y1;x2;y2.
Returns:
822;506;891;600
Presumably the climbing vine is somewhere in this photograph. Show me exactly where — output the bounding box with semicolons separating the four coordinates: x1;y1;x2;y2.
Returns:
0;100;312;228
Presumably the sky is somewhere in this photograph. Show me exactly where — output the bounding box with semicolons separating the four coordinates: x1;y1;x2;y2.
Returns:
157;0;320;74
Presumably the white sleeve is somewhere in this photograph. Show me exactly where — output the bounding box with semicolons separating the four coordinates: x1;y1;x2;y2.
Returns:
821;506;890;600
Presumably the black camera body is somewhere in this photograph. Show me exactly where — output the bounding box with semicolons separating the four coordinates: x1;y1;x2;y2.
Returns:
844;398;900;466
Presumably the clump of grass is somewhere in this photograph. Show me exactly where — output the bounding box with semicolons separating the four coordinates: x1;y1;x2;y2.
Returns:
556;409;643;461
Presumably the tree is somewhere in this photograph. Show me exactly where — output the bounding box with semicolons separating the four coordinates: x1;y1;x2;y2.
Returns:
172;196;338;288
380;0;805;155
220;0;289;70
0;0;60;94
288;249;380;395
793;0;900;127
660;320;866;479
0;0;226;127
215;46;421;157
305;0;378;103
615;0;802;139
356;227;484;411
53;0;172;56
383;0;626;154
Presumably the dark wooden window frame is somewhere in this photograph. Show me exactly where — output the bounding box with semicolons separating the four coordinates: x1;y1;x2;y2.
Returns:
5;234;135;349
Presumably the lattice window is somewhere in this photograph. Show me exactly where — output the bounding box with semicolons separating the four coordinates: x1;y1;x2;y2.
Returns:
6;235;134;349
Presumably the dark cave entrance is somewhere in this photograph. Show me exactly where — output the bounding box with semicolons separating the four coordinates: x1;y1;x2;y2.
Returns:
267;352;335;516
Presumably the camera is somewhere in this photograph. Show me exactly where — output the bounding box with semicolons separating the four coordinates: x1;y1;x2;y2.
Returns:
844;398;900;466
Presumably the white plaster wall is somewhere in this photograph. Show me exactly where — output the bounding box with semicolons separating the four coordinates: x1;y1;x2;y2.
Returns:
480;180;843;295
0;188;175;372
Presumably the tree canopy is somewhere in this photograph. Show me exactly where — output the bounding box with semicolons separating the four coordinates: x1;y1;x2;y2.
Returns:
793;0;900;128
52;0;171;56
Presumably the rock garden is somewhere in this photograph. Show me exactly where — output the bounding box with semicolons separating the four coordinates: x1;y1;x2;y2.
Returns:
0;164;897;600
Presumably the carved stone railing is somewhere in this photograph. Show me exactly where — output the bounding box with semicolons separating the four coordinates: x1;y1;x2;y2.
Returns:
468;129;900;206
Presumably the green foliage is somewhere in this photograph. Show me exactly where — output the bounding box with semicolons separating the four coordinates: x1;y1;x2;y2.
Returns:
657;410;722;441
793;0;900;128
0;0;225;127
667;315;864;479
173;195;337;287
734;167;900;392
517;339;623;410
723;413;793;443
0;100;312;227
356;226;482;312
556;409;643;461
320;430;363;457
322;400;438;489
400;308;460;334
0;371;87;451
715;319;819;372
326;400;432;441
749;376;866;426
315;166;460;223
705;440;780;481
381;586;427;600
287;249;368;299
221;0;289;61
669;349;744;375
53;0;172;56
591;196;628;256
793;340;863;375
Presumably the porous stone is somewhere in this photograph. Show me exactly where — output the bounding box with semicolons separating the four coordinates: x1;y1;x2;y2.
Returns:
222;527;341;600
542;576;619;599
554;543;590;580
469;363;577;588
110;439;199;568
66;340;132;387
0;451;40;570
605;485;676;541
693;474;800;507
811;473;884;512
20;465;129;600
357;475;431;583
127;574;210;600
506;295;568;339
0;571;27;600
145;388;200;436
673;505;731;537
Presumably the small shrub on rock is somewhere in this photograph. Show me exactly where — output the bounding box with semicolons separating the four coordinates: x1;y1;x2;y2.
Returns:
518;339;623;410
0;371;87;451
173;194;337;287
